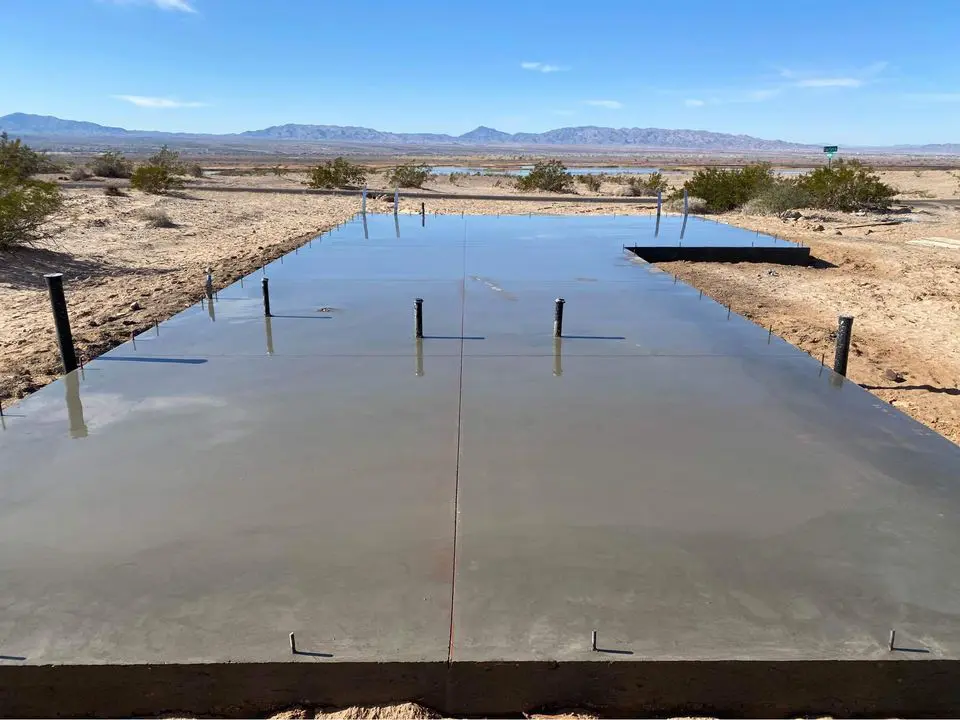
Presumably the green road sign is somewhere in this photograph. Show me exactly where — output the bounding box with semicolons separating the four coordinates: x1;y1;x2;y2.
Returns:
823;145;838;154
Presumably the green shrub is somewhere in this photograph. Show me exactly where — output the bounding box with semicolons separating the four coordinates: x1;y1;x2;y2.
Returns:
69;166;91;181
130;164;184;194
89;151;133;178
516;160;572;192
627;171;669;196
0;168;63;249
0;132;60;179
186;163;203;178
308;157;368;188
383;162;432;188
794;159;896;211
682;163;775;212
448;171;468;185
742;181;813;215
147;145;183;172
577;174;602;192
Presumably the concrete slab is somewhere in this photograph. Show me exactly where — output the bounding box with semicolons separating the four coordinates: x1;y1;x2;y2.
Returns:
4;212;960;717
453;353;960;661
0;354;460;663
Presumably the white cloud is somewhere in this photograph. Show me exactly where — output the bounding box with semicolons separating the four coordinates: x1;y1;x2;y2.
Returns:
745;88;781;101
102;0;197;11
113;95;208;108
684;99;705;107
796;77;862;88
584;100;622;109
520;61;566;73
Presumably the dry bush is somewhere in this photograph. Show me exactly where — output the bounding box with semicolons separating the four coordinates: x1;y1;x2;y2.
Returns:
104;183;126;197
577;174;602;192
308;157;367;188
69;166;91;181
141;208;176;228
89;151;133;178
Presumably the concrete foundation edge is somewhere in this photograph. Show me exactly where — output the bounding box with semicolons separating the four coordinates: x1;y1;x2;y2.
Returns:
628;246;811;265
1;661;959;718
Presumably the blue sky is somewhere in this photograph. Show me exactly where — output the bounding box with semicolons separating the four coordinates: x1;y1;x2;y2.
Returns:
3;0;959;145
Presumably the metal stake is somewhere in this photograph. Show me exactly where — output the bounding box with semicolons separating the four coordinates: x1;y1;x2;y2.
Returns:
553;298;565;338
394;188;399;214
888;629;896;652
591;630;598;652
289;632;297;654
833;315;854;377
414;298;424;339
205;268;214;299
44;273;78;374
362;186;367;214
261;277;271;317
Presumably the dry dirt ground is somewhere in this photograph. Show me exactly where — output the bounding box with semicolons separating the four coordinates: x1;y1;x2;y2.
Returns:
3;168;960;450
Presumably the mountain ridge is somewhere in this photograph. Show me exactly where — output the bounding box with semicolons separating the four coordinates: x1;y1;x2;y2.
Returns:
2;113;959;153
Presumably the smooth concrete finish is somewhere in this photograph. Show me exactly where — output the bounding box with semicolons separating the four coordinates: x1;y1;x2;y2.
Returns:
3;214;960;714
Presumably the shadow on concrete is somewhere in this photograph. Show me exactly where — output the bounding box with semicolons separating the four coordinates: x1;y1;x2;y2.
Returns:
596;647;634;656
98;356;207;365
0;655;26;661
270;315;334;320
561;335;627;341
423;335;486;340
293;650;333;658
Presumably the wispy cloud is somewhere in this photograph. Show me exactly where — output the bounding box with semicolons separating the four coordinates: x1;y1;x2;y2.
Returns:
584;99;622;110
904;92;960;102
684;99;705;108
782;61;886;90
103;0;198;11
520;61;566;73
113;95;208;108
796;77;862;88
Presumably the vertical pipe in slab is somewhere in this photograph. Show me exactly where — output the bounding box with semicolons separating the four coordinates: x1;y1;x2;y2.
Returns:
361;186;367;214
834;315;854;377
261;277;271;317
394;188;399;214
44;273;78;374
414;298;424;339
553;298;565;338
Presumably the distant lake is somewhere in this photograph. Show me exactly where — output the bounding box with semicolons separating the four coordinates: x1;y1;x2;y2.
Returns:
431;165;661;177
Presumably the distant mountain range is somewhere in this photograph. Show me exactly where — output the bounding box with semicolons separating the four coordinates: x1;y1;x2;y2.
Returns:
2;112;959;154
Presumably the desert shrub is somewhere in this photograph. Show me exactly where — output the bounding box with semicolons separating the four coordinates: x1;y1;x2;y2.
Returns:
141;208;176;228
627;171;669;196
308;157;367;188
0;132;63;179
664;194;707;213
742;181;813;215
69;166;91;181
147;145;183;172
0;168;63;249
682;163;775;212
383;162;432;188
104;183;126;197
89;151;133;178
448;171;467;185
185;163;203;178
516;160;572;192
577;174;602;192
794;160;896;211
272;164;288;177
130;164;184;194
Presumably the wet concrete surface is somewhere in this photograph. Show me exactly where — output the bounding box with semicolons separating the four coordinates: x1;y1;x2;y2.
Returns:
2;213;960;668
